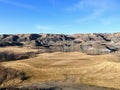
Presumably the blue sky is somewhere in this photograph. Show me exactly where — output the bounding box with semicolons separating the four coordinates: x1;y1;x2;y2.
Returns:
0;0;120;34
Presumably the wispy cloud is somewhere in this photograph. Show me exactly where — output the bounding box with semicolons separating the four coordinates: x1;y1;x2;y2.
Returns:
35;24;71;30
35;25;55;31
67;0;112;11
76;9;104;23
35;24;73;34
67;0;118;23
100;16;120;25
101;19;112;25
0;0;35;10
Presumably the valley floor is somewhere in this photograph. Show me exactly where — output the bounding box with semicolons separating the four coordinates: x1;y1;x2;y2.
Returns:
0;47;120;89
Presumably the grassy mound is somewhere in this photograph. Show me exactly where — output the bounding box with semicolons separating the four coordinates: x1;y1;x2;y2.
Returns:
0;65;29;87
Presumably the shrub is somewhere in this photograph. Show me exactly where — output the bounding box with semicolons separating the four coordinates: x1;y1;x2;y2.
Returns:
0;51;36;62
0;65;19;84
0;51;15;61
19;71;29;81
0;65;29;88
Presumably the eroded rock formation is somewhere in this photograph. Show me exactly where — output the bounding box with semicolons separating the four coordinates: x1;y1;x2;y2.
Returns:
0;33;120;54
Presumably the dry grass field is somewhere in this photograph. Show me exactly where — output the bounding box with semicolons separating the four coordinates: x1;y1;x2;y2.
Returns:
0;46;38;53
1;47;120;89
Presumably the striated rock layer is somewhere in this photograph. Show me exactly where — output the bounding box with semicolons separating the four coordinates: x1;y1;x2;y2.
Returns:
0;33;120;54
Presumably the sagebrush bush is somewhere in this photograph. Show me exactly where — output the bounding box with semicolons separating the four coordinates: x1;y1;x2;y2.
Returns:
19;71;30;81
0;51;36;61
0;65;29;88
0;65;19;84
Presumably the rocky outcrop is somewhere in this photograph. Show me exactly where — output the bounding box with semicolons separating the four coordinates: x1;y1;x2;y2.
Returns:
0;33;120;54
0;42;23;47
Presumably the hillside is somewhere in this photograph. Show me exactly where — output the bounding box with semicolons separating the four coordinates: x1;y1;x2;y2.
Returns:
0;33;120;89
0;33;120;54
0;50;120;89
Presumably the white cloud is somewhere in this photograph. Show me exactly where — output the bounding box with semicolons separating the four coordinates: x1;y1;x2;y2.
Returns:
35;25;55;31
76;9;104;23
67;0;118;23
100;16;120;25
0;0;35;10
67;0;115;11
101;19;112;25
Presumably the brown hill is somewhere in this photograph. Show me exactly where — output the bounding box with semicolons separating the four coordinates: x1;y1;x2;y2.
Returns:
1;52;120;89
0;33;120;54
1;33;120;89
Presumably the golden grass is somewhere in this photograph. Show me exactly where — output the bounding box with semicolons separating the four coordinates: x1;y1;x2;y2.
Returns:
0;46;37;53
1;51;120;89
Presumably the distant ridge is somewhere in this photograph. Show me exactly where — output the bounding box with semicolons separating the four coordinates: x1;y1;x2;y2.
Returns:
0;32;120;55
